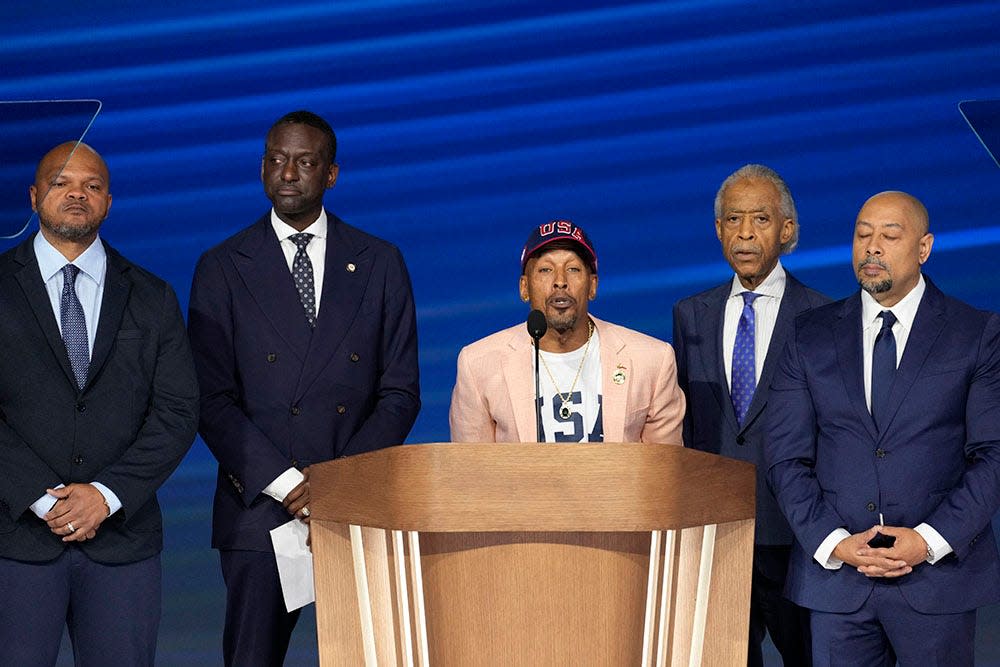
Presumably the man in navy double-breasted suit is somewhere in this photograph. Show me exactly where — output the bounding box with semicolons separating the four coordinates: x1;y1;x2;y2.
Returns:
188;111;420;666
674;164;827;666
766;191;1000;666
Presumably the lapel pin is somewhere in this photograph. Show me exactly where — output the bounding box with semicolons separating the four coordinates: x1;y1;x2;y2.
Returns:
613;365;626;385
346;262;356;273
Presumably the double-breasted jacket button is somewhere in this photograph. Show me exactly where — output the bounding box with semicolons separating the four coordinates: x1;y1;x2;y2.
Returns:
866;502;876;512
266;353;277;363
336;405;347;415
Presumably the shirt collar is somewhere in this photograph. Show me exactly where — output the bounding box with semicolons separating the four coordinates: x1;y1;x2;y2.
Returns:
270;209;328;242
33;231;107;285
728;260;786;300
861;273;926;331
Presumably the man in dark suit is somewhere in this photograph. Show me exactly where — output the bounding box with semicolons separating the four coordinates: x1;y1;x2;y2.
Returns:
0;141;199;666
188;110;420;666
673;164;827;666
765;191;1000;666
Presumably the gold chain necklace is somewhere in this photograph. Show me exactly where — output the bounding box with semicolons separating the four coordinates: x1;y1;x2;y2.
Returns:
537;320;594;419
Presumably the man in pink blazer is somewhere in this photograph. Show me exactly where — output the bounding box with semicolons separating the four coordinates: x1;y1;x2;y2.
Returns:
450;221;685;444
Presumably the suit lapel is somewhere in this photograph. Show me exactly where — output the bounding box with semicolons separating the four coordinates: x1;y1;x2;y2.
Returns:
593;318;627;442
502;328;537;442
877;280;947;436
87;244;131;391
741;275;808;432
835;294;879;440
232;216;313;360
11;238;78;390
296;215;371;398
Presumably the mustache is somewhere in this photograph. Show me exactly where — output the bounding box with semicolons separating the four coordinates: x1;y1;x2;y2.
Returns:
730;243;761;254
858;257;888;271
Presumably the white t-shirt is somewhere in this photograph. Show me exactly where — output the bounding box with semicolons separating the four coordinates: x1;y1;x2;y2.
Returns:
536;329;603;442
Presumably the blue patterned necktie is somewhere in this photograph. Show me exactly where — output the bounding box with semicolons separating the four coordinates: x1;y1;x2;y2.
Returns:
60;264;90;390
871;310;897;430
731;291;761;426
289;233;316;328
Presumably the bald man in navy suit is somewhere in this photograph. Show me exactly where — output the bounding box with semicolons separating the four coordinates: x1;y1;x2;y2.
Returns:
766;192;1000;666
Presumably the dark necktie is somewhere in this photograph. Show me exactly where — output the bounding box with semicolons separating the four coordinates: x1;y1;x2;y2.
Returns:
60;264;90;389
871;310;897;429
289;233;316;328
731;291;761;426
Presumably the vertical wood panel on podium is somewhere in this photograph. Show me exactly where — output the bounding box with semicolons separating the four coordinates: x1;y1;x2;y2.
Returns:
309;443;755;666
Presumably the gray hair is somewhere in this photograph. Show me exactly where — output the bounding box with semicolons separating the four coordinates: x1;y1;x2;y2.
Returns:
714;164;799;254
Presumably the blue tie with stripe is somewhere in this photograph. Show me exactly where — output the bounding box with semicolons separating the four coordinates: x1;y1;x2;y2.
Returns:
731;291;760;426
61;264;90;390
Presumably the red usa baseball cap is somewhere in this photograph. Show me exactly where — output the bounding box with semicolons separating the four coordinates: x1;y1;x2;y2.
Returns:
520;220;598;274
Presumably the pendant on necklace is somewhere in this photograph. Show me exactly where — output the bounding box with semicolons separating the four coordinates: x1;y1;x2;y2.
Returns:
559;404;572;419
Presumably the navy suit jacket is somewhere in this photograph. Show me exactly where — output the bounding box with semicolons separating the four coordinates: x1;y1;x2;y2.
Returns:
188;212;420;551
766;277;1000;614
673;271;829;546
0;234;199;564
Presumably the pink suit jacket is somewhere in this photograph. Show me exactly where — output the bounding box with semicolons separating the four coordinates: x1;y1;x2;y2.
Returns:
449;315;686;444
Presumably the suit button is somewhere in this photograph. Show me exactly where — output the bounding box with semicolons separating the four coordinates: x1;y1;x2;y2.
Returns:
74;455;84;465
291;459;298;468
350;353;360;362
290;406;301;416
76;402;86;412
336;405;346;414
736;435;745;446
875;448;886;458
266;353;277;363
866;502;876;512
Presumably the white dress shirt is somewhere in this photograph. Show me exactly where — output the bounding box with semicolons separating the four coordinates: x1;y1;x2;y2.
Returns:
29;232;121;519
262;210;329;503
723;261;786;391
814;275;951;568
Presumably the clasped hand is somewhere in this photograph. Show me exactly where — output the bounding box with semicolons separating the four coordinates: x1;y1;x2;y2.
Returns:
43;483;108;542
834;525;928;578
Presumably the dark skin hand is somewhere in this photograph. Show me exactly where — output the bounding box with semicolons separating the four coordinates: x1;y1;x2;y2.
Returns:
44;483;107;542
282;466;311;522
833;525;927;578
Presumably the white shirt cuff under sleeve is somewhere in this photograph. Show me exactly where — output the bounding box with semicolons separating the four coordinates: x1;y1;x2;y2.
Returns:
815;528;852;569
914;523;953;564
90;482;122;516
29;484;65;519
263;468;305;503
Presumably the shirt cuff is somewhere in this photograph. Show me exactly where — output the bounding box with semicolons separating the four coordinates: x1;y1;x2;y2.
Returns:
29;484;65;519
815;528;852;569
263;468;305;503
90;482;122;516
914;523;952;564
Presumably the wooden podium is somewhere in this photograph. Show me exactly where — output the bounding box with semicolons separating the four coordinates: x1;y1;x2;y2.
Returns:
309;443;755;666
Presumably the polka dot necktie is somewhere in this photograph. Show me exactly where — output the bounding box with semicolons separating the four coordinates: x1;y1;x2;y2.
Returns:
289;232;316;328
60;264;90;390
871;310;897;430
731;291;760;426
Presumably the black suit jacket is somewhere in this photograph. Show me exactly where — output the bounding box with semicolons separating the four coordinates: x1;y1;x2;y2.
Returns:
673;271;829;545
0;234;199;564
188;212;420;552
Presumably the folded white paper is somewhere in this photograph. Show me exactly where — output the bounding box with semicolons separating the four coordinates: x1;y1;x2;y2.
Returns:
270;519;314;612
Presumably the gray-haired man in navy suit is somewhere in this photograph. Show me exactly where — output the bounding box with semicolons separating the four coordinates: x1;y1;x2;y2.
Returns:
673;164;828;666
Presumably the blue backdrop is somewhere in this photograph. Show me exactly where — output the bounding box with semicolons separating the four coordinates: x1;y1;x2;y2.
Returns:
3;1;999;664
